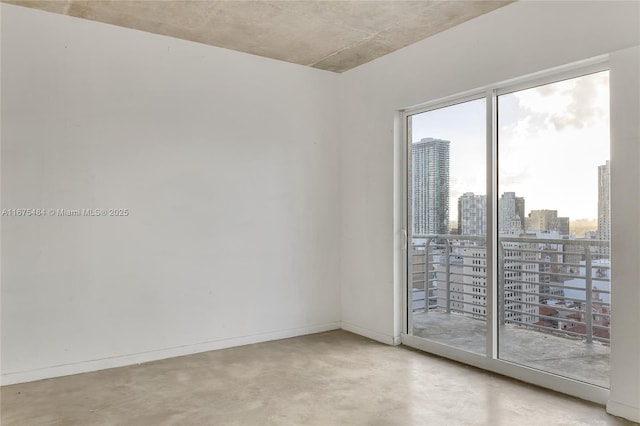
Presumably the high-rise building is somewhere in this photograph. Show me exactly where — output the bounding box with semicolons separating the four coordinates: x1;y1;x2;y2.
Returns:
458;192;486;236
412;138;450;235
597;160;611;242
515;197;526;231
502;238;540;325
527;209;570;235
435;244;539;325
498;192;525;234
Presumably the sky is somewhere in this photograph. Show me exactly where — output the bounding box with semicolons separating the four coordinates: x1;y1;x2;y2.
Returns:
410;71;610;222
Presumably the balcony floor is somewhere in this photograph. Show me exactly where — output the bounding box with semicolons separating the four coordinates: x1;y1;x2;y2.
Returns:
412;311;610;388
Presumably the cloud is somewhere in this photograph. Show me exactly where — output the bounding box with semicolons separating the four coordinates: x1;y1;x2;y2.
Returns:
497;71;610;220
514;71;609;133
550;73;609;131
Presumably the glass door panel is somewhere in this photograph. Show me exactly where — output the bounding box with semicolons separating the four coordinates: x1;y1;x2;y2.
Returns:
408;98;487;355
497;71;611;387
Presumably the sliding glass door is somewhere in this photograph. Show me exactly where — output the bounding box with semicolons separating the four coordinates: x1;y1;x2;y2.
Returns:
407;98;487;355
405;66;611;391
496;71;611;387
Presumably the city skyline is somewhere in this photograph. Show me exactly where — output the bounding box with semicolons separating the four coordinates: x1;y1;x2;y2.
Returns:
411;71;609;221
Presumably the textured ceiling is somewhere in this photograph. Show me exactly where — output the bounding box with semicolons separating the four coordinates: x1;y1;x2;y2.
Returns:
3;0;513;72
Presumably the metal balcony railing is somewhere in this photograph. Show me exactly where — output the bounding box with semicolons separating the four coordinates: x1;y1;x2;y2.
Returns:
411;234;610;344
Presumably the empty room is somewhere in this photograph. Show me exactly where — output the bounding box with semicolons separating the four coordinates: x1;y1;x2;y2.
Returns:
1;1;639;424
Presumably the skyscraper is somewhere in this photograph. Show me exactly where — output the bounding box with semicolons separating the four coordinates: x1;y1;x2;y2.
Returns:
458;192;486;236
412;138;450;235
597;160;611;243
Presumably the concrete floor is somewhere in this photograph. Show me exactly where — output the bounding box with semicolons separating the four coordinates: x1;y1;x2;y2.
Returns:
413;312;610;388
1;330;633;426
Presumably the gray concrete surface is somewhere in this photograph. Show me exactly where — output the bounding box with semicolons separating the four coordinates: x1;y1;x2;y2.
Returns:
1;1;511;72
1;330;630;425
413;311;610;388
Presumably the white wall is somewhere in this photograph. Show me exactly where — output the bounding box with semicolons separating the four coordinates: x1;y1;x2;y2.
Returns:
608;45;640;423
1;4;341;384
339;1;639;421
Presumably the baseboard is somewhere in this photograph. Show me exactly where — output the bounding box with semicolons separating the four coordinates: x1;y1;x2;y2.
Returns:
0;322;341;386
340;321;399;346
607;400;640;423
